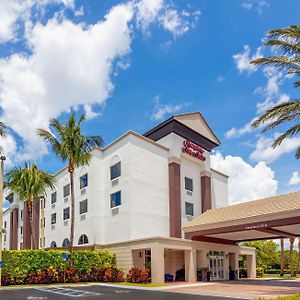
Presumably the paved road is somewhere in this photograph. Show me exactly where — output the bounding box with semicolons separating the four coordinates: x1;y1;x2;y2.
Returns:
0;285;246;300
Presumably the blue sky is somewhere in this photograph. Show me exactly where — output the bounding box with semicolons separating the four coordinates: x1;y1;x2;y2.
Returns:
0;0;300;207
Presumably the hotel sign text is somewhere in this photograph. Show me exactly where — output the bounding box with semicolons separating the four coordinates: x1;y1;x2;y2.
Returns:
245;223;268;230
182;140;206;161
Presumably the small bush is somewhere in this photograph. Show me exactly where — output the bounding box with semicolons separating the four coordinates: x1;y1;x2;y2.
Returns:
127;268;150;284
256;267;264;278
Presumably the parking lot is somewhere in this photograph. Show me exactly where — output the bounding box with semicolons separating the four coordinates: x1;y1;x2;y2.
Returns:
0;284;245;300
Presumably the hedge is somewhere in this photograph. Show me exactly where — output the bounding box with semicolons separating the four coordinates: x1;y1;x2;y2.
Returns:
2;250;116;280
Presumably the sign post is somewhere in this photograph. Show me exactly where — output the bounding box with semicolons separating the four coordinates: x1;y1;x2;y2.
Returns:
0;155;6;287
62;252;67;283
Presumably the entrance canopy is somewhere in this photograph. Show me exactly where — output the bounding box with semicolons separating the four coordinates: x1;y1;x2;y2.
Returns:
183;191;300;244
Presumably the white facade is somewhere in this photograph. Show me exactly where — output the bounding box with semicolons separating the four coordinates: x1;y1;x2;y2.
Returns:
3;113;229;250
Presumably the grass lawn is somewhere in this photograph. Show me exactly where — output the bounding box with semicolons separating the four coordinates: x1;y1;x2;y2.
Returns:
257;295;300;300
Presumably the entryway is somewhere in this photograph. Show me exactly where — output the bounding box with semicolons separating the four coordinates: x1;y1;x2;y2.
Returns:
209;252;225;280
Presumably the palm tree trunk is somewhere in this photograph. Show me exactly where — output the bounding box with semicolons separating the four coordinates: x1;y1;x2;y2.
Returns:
26;200;37;249
69;163;75;266
280;238;284;276
290;238;295;277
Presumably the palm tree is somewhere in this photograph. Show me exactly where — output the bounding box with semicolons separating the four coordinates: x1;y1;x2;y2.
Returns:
5;163;54;249
37;113;103;264
290;238;295;277
251;25;300;157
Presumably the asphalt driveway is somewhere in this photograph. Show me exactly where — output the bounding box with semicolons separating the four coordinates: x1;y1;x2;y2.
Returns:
0;284;246;300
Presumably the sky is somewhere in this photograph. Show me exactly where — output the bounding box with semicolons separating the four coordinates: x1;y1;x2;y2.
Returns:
0;0;300;210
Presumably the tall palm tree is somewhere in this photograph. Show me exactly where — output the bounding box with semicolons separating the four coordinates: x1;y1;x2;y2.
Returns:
290;238;295;277
5;163;54;249
251;25;300;157
37;113;103;264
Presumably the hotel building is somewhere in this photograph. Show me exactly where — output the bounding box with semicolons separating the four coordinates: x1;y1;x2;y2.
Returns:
2;112;259;283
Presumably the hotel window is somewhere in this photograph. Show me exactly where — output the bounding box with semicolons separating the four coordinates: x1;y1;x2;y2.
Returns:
80;174;88;189
50;241;57;248
4;234;6;242
4;221;7;228
20;226;23;235
63;207;70;220
63;184;70;198
111;191;121;208
20;243;23;250
78;234;89;245
62;238;70;248
20;210;23;220
80;199;88;214
110;162;121;180
185;177;193;192
51;191;57;204
185;202;194;217
51;213;56;225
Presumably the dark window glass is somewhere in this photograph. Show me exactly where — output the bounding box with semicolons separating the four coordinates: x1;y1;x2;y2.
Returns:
51;192;57;204
80;199;88;214
63;207;70;220
20;226;23;235
185;177;193;191
110;162;121;180
20;210;23;220
80;174;88;189
110;191;121;208
51;213;56;225
62;238;70;247
185;202;194;216
50;241;57;248
63;184;70;197
4;221;7;228
78;234;88;245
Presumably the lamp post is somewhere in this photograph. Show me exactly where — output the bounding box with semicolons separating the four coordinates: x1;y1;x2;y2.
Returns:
0;155;6;287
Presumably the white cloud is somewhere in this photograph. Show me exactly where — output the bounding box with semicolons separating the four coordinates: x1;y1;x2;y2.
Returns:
211;152;278;204
250;134;300;163
216;75;225;83
225;118;256;139
136;0;201;37
74;5;84;17
241;3;253;10
0;0;200;164
241;1;269;14
0;2;134;162
151;96;185;121
233;45;262;74
0;0;74;43
288;171;300;186
83;104;100;120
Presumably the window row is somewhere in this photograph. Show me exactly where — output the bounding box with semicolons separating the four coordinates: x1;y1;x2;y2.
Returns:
51;174;88;204
50;234;88;248
51;199;88;225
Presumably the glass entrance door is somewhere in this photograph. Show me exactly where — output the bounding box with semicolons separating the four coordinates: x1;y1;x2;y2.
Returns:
210;256;225;280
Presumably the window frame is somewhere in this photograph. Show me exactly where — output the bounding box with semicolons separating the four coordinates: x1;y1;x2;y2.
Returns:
80;199;88;215
110;162;121;181
185;201;194;217
80;173;88;189
110;191;122;208
51;213;56;225
51;191;57;204
63;184;70;198
63;207;70;221
185;177;193;192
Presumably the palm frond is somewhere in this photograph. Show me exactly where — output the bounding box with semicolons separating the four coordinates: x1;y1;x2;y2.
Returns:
265;40;300;55
272;124;300;147
267;25;300;41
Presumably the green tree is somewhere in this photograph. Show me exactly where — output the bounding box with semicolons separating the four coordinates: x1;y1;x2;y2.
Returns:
37;113;103;264
243;240;278;270
251;25;300;157
5;163;54;249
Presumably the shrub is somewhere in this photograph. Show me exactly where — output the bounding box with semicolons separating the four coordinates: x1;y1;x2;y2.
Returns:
127;268;151;284
256;267;264;278
1;249;116;286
